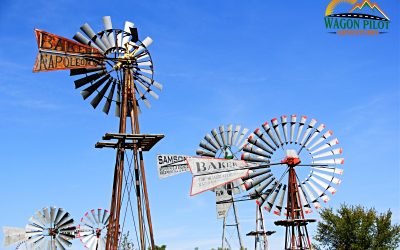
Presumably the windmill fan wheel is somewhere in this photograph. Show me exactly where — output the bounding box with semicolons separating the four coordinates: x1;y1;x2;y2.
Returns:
240;115;344;216
25;206;75;250
70;16;163;116
77;208;110;250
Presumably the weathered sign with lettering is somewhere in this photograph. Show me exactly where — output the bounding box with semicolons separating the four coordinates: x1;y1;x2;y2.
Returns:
33;29;103;72
156;154;189;179
187;157;249;196
215;186;232;219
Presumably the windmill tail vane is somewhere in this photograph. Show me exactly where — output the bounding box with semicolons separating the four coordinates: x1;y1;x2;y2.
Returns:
33;29;103;73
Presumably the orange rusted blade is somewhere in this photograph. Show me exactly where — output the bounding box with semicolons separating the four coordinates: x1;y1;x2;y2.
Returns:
33;29;104;72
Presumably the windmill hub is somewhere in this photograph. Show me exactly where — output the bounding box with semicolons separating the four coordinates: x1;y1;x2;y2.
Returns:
223;146;234;159
95;228;102;238
281;157;301;167
281;149;301;167
43;227;58;237
113;52;138;70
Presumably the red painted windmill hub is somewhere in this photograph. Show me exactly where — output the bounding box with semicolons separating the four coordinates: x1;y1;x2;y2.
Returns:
281;157;301;167
281;149;302;167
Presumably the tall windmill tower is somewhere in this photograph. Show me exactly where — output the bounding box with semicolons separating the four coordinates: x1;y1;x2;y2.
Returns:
33;16;164;250
241;114;344;249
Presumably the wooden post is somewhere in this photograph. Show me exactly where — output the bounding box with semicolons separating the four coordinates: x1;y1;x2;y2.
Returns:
128;68;155;249
106;69;128;250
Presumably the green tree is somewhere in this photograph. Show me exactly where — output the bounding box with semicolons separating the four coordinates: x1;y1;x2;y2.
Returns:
147;245;166;250
313;204;400;250
119;232;135;250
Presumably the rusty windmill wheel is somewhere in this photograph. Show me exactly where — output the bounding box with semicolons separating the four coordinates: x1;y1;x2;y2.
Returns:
70;16;162;116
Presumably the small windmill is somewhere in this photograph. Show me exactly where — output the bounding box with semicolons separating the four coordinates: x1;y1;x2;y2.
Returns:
3;206;75;250
196;124;250;250
33;16;164;250
77;208;110;250
156;125;248;249
241;115;344;249
246;205;275;250
157;123;281;250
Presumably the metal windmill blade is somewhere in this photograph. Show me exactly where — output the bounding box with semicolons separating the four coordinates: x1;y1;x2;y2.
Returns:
240;115;344;216
24;206;76;250
196;124;250;161
77;209;109;250
239;125;277;202
289;114;297;144
70;16;162;116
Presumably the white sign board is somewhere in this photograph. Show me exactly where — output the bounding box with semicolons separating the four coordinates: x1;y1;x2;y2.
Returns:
215;186;232;219
187;157;249;196
156;154;189;179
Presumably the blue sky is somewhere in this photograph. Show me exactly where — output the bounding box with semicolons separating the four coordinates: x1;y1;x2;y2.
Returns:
0;0;399;249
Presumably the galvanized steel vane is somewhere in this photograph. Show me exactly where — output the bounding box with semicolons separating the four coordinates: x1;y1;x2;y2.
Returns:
156;125;250;195
3;226;27;248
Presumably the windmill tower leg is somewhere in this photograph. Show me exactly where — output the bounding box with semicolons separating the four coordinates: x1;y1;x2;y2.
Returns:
129;69;156;250
139;150;156;248
128;69;156;249
255;206;259;250
222;216;226;249
106;70;128;250
105;68;157;250
259;206;269;250
247;204;275;250
254;205;269;250
220;197;243;250
276;167;314;250
232;199;244;249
